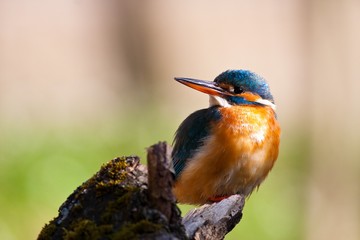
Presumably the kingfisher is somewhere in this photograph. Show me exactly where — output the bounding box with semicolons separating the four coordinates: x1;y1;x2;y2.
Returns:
171;69;280;205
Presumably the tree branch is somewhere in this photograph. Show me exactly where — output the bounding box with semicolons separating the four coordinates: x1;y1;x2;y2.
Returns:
38;142;244;240
183;195;244;239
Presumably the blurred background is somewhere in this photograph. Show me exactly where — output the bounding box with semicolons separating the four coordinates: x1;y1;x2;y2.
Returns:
0;1;359;239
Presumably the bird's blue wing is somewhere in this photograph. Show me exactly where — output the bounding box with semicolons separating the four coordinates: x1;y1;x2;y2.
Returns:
172;106;221;178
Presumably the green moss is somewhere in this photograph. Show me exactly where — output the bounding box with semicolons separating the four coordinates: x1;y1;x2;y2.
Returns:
77;157;131;198
60;218;162;240
101;157;129;179
112;220;163;240
63;219;112;240
101;187;140;223
114;186;139;204
38;156;155;240
97;157;130;188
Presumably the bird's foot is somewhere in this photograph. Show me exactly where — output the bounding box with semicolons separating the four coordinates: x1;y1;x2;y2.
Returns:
208;195;230;203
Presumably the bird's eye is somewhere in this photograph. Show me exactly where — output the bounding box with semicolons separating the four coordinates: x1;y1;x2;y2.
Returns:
231;86;243;94
218;83;244;94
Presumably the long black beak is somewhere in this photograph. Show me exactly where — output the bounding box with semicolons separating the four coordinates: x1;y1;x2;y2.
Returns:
174;77;227;97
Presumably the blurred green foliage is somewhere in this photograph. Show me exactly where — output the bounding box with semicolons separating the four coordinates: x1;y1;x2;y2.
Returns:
0;110;308;240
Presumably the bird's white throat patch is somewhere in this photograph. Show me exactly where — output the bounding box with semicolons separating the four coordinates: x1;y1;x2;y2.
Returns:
254;99;277;111
209;95;276;111
209;95;231;107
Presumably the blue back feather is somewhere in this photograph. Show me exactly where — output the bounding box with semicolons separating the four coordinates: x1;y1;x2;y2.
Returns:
172;106;222;178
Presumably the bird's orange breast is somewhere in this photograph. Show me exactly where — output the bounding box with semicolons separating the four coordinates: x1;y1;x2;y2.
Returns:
173;105;280;205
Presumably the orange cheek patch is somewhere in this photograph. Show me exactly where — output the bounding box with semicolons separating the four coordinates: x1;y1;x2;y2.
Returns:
239;92;260;102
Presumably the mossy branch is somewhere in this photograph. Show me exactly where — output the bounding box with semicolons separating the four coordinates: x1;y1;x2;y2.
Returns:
38;142;244;240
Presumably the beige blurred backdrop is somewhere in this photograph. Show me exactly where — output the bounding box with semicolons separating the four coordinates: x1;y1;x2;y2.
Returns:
0;1;359;240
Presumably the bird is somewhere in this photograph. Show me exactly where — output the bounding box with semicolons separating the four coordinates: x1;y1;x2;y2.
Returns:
171;69;280;205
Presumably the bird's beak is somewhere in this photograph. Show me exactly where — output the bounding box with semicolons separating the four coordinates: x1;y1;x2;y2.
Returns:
174;77;226;97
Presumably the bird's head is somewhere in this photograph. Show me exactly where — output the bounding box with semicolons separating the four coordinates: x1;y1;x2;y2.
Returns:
175;70;276;110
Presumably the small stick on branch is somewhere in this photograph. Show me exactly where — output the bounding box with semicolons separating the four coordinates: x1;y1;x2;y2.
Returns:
147;142;182;226
147;142;175;220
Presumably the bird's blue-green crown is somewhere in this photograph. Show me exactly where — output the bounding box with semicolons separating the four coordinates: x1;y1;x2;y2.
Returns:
214;70;274;104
